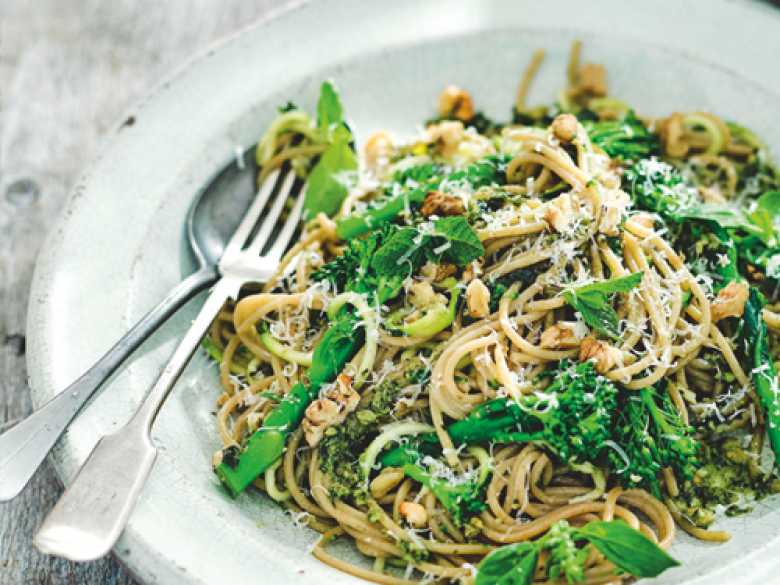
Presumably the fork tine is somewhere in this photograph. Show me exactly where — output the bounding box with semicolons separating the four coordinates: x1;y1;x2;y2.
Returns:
220;168;281;261
266;185;305;261
245;170;297;256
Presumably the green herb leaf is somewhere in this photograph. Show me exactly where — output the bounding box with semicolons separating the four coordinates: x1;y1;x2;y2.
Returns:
748;190;780;246
475;542;538;585
433;216;485;266
576;520;680;578
316;80;344;135
303;125;357;219
562;272;643;339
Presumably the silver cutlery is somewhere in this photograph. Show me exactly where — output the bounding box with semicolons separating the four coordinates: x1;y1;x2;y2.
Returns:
34;167;303;562
0;153;257;502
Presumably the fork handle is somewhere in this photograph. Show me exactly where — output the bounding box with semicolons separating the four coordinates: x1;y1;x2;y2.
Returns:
0;266;218;502
34;276;238;562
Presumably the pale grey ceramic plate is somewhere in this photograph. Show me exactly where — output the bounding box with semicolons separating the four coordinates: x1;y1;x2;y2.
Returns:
26;0;780;583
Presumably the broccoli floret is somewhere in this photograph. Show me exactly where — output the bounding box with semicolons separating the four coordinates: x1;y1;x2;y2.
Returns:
543;520;590;584
401;460;486;527
610;386;700;498
496;361;618;465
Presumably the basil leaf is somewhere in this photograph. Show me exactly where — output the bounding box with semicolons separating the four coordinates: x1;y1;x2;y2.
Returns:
303;125;357;219
433;216;485;266
475;542;538;585
576;520;679;578
562;272;643;339
316;80;344;135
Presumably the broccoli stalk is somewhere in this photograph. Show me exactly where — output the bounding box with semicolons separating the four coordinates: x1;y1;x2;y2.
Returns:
381;361;617;468
743;288;780;465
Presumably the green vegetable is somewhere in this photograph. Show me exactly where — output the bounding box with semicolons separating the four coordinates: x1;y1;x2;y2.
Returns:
315;218;483;302
401;458;487;527
476;520;679;585
259;327;312;366
391;281;461;337
201;336;223;363
303;81;358;219
319;379;402;502
381;361;618;468
562;272;643;340
582;111;660;161
335;155;509;239
316;80;344;135
609;385;700;497
215;310;363;496
743;288;780;465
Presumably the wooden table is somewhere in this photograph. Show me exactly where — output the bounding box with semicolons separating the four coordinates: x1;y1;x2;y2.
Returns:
0;2;276;582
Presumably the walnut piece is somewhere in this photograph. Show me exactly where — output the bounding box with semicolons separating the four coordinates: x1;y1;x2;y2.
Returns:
438;85;475;122
363;131;393;175
551;113;578;143
399;501;428;528
578;336;621;373
544;192;577;233
466;278;491;318
711;281;749;322
302;374;360;447
420;190;465;217
598;189;631;236
540;322;582;349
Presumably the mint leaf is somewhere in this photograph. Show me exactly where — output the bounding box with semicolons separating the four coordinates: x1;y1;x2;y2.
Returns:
371;228;424;279
563;272;643;339
433;216;484;266
316;80;344;135
303;125;357;219
476;542;538;585
576;520;680;578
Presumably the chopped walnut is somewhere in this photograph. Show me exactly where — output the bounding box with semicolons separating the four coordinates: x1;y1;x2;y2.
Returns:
363;131;393;175
410;281;445;309
302;374;360;447
438;85;475;122
598;189;631;236
711;281;749;322
540;322;582;349
425;120;465;158
544;192;577;233
421;261;457;282
466;278;491;318
579;336;622;373
399;501;428;528
551;113;578;143
420;190;465;217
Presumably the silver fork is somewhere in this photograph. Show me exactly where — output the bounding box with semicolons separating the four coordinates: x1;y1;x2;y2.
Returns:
33;168;304;562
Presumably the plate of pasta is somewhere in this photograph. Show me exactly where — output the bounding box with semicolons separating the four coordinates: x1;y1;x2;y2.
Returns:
26;1;780;584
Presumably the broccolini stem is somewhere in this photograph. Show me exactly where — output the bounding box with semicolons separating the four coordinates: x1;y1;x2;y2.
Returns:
335;190;427;239
744;287;780;465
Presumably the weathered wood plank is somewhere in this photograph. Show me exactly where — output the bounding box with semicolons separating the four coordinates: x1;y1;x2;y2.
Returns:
0;2;277;583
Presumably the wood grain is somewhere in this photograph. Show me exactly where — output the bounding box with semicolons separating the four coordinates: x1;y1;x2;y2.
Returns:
0;1;278;583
